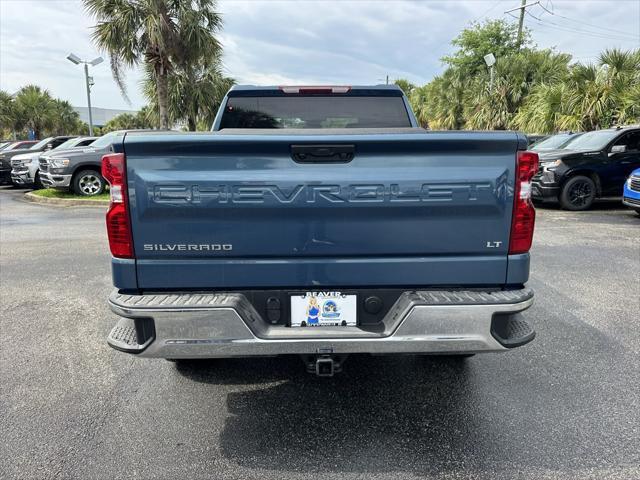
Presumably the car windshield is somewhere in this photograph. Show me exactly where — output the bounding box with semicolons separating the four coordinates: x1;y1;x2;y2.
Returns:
51;138;84;151
531;134;577;151
29;137;54;150
563;130;621;151
0;142;9;150
89;132;118;149
51;139;76;151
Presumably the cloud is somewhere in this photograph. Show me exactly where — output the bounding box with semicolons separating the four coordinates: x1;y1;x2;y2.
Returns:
1;0;638;110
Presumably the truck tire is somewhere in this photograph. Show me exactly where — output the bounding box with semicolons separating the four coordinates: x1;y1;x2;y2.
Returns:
559;175;596;211
73;169;105;196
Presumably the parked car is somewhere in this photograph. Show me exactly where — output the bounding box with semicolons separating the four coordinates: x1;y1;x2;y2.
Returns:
526;134;548;147
40;132;124;196
532;125;640;210
622;168;640;215
11;136;97;188
0;140;38;152
0;136;74;185
103;85;538;376
530;132;582;154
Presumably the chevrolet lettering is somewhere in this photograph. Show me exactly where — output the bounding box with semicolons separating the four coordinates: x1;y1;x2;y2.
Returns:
151;182;497;204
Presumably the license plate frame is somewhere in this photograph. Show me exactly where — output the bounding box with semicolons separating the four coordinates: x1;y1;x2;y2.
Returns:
290;292;357;327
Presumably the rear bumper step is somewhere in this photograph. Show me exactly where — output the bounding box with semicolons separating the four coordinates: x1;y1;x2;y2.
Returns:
107;288;535;358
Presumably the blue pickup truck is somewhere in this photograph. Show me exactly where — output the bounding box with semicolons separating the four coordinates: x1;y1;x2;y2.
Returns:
103;85;538;376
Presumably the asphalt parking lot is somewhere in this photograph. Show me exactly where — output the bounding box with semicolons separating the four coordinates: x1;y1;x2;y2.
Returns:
1;186;638;480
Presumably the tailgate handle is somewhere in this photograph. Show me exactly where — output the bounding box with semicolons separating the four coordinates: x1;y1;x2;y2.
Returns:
291;144;355;163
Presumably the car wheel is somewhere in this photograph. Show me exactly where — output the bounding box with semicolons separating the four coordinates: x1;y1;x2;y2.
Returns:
34;171;44;189
73;170;105;196
559;175;596;211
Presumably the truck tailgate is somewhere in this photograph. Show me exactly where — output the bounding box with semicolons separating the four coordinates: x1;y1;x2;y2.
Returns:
123;131;522;289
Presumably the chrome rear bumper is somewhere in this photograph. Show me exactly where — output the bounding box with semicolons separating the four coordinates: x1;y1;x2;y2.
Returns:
107;289;535;358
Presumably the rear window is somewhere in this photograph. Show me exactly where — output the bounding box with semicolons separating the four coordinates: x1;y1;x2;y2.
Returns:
219;96;412;129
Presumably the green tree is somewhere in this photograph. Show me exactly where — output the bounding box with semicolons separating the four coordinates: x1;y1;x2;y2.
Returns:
407;85;429;128
412;69;466;130
393;79;416;96
102;108;155;133
514;48;640;133
143;59;234;131
84;0;223;129
442;20;528;76
411;20;532;130
49;99;83;135
0;90;18;137
13;85;55;139
465;49;571;130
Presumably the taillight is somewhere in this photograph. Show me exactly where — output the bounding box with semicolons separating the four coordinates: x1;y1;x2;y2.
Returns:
102;153;133;258
509;150;539;255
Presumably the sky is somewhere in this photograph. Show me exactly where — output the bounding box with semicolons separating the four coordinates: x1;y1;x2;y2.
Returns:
1;0;639;111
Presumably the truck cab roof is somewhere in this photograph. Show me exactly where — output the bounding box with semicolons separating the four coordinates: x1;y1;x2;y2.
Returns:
227;84;405;97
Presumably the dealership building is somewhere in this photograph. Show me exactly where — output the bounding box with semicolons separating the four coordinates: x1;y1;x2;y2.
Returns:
73;107;137;128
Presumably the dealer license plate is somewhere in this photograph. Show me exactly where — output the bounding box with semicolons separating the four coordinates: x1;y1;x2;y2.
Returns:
290;292;357;327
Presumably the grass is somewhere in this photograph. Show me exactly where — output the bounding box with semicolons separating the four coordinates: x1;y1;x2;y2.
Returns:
31;188;110;201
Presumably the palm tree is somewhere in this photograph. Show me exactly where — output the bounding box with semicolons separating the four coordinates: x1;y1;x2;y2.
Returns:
618;83;640;124
143;59;234;131
393;79;416;96
50;99;82;135
102;107;156;133
513;83;583;133
0;90;17;136
13;85;55;139
420;70;466;130
408;85;430;128
465;49;572;131
84;0;223;129
464;77;512;130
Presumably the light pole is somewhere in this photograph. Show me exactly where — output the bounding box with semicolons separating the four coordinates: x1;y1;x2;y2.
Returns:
66;53;103;136
484;53;496;92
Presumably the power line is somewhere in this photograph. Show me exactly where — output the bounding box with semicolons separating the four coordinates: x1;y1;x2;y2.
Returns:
505;0;640;44
525;12;640;42
525;15;639;42
538;3;640;39
471;0;504;24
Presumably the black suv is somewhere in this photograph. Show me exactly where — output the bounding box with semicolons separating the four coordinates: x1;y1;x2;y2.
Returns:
532;125;640;210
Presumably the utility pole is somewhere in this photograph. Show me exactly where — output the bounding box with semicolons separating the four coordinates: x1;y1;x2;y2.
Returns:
66;53;103;136
504;1;539;48
84;63;94;136
517;0;526;47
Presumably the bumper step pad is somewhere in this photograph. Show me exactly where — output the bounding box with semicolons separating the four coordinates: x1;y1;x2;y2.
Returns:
107;317;154;353
491;314;535;348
